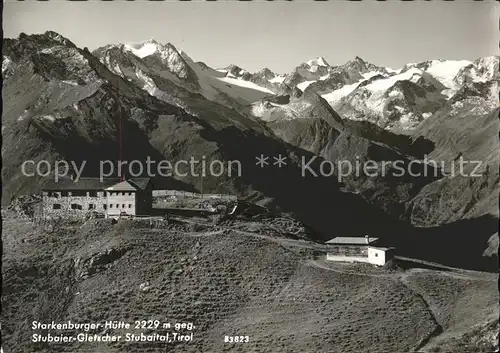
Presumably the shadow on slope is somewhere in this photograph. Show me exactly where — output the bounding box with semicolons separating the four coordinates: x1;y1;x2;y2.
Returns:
389;215;499;272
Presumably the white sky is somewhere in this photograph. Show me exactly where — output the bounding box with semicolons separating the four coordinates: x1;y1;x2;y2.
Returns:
4;1;499;73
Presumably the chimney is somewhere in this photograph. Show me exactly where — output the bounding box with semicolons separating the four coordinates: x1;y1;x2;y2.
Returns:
365;234;369;244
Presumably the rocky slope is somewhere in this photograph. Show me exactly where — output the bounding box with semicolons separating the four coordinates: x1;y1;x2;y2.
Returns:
4;212;498;353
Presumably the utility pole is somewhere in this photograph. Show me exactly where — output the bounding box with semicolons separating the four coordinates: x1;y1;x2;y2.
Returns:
117;105;125;182
200;173;204;198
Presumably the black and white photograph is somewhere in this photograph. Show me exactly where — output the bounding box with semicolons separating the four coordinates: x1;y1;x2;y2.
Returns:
2;1;499;352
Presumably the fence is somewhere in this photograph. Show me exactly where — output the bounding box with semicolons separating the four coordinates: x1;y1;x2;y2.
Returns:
153;190;237;201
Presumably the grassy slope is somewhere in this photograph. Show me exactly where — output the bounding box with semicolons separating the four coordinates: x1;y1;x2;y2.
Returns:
2;212;497;353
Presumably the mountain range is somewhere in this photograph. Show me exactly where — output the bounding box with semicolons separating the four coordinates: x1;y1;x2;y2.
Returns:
2;31;499;268
86;38;499;130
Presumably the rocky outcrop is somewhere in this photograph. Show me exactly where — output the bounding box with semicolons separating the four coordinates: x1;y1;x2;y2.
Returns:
74;246;129;279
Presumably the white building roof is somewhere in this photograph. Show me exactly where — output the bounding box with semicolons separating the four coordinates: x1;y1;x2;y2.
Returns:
106;180;137;191
106;178;151;191
326;237;379;245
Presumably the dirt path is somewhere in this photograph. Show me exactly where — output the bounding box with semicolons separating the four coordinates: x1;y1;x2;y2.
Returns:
230;229;328;251
306;258;393;278
190;230;226;237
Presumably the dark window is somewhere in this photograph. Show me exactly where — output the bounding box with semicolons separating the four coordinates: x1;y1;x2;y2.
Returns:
109;204;113;208
116;204;119;208
72;191;86;197
61;191;68;197
71;204;82;210
89;191;98;197
53;204;62;209
88;204;95;210
129;192;133;196
128;204;132;208
375;253;378;257
103;204;107;210
122;204;125;208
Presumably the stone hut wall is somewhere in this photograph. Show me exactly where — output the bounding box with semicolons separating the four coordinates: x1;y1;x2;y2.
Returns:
41;193;107;219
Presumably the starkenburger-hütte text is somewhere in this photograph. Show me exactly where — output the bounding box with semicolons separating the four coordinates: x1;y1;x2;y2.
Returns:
31;321;194;343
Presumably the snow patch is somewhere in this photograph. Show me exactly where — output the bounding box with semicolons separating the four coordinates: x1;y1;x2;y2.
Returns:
40;48;56;55
321;81;361;104
2;56;12;73
321;70;383;104
365;68;423;92
216;76;275;95
388;90;402;98
40;115;56;122
254;99;313;122
362;71;383;80
124;40;160;58
297;80;316;91
269;75;286;84
61;80;79;86
136;68;160;96
251;102;266;118
425;60;471;89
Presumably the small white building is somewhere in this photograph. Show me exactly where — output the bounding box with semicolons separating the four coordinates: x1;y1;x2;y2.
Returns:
326;235;395;266
367;247;396;266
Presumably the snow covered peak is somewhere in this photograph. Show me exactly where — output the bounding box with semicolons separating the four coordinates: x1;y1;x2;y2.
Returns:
475;55;499;68
452;56;499;88
252;68;276;82
222;64;248;78
306;57;329;67
351;56;365;64
472;56;499;80
424;59;471;88
121;39;196;80
43;31;74;46
123;39;162;58
395;59;472;97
